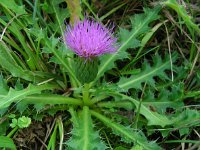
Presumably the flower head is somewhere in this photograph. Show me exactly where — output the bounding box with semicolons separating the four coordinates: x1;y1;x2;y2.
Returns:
64;19;118;58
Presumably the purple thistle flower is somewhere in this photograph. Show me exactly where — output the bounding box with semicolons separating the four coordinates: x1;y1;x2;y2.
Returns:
64;19;118;59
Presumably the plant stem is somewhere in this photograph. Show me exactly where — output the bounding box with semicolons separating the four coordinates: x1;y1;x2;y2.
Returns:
7;126;18;138
82;83;90;105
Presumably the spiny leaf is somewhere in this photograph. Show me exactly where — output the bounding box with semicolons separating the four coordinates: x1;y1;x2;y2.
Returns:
123;94;172;127
16;94;82;113
107;93;173;127
91;110;161;150
0;0;26;15
50;0;70;35
96;6;161;81
0;84;56;109
172;108;200;127
159;109;200;137
117;53;177;92
143;83;184;113
43;36;80;85
66;107;106;150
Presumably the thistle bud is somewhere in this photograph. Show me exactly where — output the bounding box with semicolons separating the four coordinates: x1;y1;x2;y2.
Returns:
74;57;98;83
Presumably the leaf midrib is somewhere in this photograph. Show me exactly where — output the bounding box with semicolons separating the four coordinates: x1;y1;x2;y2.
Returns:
0;84;54;109
83;107;89;150
91;110;153;150
119;59;169;89
122;94;172;126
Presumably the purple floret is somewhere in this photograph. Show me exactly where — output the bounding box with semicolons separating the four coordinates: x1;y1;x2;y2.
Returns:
64;19;118;58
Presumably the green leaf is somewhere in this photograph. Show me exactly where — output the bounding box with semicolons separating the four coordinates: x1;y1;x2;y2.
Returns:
131;145;143;150
114;146;129;150
96;6;160;81
143;83;184;113
124;95;173;127
0;0;26;15
44;36;80;85
18;116;31;128
163;0;200;35
0;120;9;135
50;0;70;35
179;128;189;137
0;15;43;71
47;121;58;150
0;136;17;150
91;110;161;150
117;53;177;92
0;84;56;109
106;93;173;127
10;118;18;128
0;42;42;82
16;94;82;112
172;109;200;127
67;107;106;150
0;75;9;97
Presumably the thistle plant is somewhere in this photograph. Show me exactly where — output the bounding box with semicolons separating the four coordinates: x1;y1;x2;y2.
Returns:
0;1;200;150
65;19;118;83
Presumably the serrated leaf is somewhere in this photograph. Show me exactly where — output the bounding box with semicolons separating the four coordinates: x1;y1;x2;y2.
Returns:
0;0;26;15
96;6;161;81
49;56;62;64
117;53;177;92
110;93;173;127
25;94;82;105
16;101;28;113
160;109;200;137
119;28;141;49
143;83;184;113
16;94;82;112
126;95;172;127
172;109;200;127
91;110;161;150
179;128;190;137
51;0;70;34
44;36;80;85
29;28;47;41
0;84;56;109
67;107;106;150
